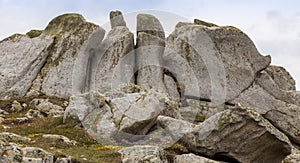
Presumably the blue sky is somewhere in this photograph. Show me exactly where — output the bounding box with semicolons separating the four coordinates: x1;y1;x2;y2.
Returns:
0;0;299;90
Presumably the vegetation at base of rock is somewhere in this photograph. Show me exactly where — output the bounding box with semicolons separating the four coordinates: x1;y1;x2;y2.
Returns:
1;116;121;162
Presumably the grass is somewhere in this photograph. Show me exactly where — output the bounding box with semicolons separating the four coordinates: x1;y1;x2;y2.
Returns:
1;116;122;162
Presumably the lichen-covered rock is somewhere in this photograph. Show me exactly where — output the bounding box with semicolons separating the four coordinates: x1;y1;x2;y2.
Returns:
164;75;180;102
29;99;65;117
42;134;77;146
27;13;99;99
65;84;180;145
283;147;300;163
0;132;31;143
265;65;296;91
94;26;135;93
163;23;271;102
256;70;300;106
0;142;23;163
22;147;54;162
233;83;300;144
71;27;105;94
118;145;168;163
160;105;292;162
174;153;219;163
0;34;53;100
110;10;126;28
136;14;167;92
11;100;23;112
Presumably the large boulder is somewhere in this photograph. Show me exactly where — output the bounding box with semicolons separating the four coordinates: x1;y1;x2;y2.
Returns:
27;14;100;99
0;34;53;100
163;23;271;102
64;84;180;145
233;83;300;144
94;26;135;93
136;14;167;92
256;69;300;106
265;65;296;91
159;105;292;162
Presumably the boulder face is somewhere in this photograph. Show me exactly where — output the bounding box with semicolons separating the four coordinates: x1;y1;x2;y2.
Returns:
163;24;271;103
1;11;299;162
136;14;167;92
0;34;53;100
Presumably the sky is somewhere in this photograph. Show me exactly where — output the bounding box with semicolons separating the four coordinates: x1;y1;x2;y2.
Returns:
0;0;299;90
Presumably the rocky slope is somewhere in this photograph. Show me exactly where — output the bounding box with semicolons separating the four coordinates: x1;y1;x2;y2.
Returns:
0;11;300;163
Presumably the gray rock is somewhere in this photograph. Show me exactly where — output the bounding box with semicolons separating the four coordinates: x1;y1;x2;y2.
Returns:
163;24;270;103
22;157;43;163
64;91;105;123
181;99;227;123
160;106;291;162
42;134;77;146
110;10;126;28
157;115;195;141
137;14;165;39
174;153;219;163
136;14;167;92
94;26;135;93
0;34;53;100
11;100;23;112
27;13;99;99
65;84;180;145
0;132;31;143
256;70;300;106
71;27;105;94
233;83;300;144
118;145;168;163
22;147;54;163
30;99;64;117
164;75;180;102
265;65;296;91
0;142;23;163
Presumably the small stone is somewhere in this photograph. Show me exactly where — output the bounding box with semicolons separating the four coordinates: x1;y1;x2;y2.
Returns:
11;100;23;112
118;145;168;163
174;153;219;163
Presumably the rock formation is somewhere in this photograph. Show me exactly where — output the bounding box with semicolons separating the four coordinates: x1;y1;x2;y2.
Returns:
0;11;299;162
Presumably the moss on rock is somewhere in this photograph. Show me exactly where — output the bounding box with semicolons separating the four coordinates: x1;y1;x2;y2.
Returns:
26;30;42;38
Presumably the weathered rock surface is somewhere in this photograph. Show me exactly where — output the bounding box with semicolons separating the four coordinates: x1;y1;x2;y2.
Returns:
65;84;180;145
174;153;219;163
110;10;126;28
163;23;271;102
136;14;167;92
159;105;292;162
0;132;31;143
94;26;135;93
233;83;300;144
42;134;77;146
1;11;299;162
0;34;53;100
28;14;99;99
256;69;300;106
283;147;300;163
0;142;23;163
29;99;65;117
118;145;168;163
265;65;296;91
22;147;55;162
